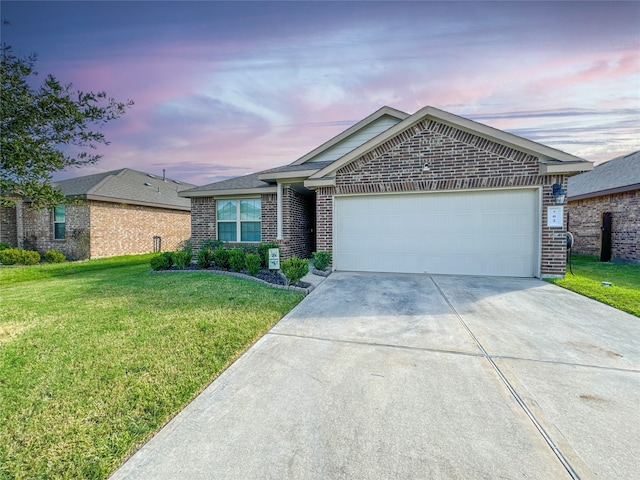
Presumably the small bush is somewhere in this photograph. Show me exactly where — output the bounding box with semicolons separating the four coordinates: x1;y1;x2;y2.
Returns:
150;252;173;271
0;248;19;265
0;242;10;251
312;251;332;271
212;248;230;270
280;256;309;285
177;238;192;255
44;250;66;263
196;248;213;269
228;249;246;272
0;248;40;265
258;243;280;268
245;253;261;276
173;250;192;270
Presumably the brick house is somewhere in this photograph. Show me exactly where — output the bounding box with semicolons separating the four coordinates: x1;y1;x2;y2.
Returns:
181;106;593;277
0;168;195;259
567;150;639;263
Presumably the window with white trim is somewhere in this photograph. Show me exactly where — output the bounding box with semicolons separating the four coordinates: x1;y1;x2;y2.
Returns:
53;205;66;240
216;199;261;242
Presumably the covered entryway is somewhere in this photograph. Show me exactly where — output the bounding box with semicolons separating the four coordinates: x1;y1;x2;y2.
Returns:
334;188;539;277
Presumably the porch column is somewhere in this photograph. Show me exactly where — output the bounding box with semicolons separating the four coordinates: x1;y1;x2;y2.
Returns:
276;181;283;240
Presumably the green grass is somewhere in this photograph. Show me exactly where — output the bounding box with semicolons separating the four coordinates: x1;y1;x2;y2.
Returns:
547;255;640;317
0;258;303;479
0;253;156;286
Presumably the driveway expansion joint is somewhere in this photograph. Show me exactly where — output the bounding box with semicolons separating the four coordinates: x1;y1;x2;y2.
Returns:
430;276;582;480
267;331;485;358
491;355;640;374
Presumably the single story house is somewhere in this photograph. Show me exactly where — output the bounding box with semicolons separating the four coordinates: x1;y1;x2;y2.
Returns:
0;168;195;259
181;106;593;277
567;150;639;263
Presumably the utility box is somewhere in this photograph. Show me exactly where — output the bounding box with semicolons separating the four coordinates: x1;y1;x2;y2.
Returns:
268;248;280;270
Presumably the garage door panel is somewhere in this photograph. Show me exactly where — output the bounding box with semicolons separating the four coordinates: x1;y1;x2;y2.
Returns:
334;190;538;277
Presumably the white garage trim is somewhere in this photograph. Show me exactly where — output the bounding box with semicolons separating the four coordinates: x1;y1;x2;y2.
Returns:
333;188;541;277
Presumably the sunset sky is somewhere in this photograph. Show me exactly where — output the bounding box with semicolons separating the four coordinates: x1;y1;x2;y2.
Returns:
2;1;639;186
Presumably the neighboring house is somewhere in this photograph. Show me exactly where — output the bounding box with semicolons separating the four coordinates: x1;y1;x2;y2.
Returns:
0;168;195;259
567;150;640;263
181;106;593;278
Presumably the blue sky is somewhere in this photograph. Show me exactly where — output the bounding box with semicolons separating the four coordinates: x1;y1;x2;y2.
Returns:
2;1;639;185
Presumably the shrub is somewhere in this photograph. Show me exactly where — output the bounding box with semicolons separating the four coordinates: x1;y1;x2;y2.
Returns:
0;248;40;265
245;253;261;276
212;247;230;270
173;250;192;270
44;249;66;263
228;249;246;272
312;251;332;271
280;256;309;285
258;242;279;268
196;248;213;269
150;252;173;271
0;242;10;251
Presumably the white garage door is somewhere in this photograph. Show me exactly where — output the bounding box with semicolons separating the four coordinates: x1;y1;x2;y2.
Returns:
334;189;539;277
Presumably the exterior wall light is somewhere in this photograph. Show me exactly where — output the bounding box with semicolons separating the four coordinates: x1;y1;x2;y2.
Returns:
552;183;566;205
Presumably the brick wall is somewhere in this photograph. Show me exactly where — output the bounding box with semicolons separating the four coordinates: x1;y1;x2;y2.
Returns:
316;187;335;254
280;187;314;259
20;201;190;259
317;118;568;276
568;190;639;263
190;197;216;252
22;204;90;259
261;193;278;244
89;201;190;257
0;205;18;246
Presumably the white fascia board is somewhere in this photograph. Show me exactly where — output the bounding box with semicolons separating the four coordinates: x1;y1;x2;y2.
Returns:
258;170;319;182
291;106;409;165
179;187;277;198
304;178;336;189
309;105;590;180
539;162;594;175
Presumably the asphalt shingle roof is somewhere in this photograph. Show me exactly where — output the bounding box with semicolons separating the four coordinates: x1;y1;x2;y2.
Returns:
181;172;271;193
53;168;196;209
568;150;640;199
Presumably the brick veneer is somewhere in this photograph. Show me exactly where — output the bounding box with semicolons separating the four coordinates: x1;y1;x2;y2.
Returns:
317;118;569;277
190;194;280;253
280;187;314;259
20;201;190;259
568;190;639;263
0;205;18;246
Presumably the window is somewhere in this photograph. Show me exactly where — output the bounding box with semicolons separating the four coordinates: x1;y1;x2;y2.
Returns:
53;205;66;240
217;199;261;242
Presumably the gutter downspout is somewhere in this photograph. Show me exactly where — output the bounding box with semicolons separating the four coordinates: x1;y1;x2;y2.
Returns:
276;181;283;241
16;199;24;250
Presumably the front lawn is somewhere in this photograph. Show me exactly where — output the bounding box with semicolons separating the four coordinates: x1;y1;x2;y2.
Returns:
0;257;303;479
547;255;640;317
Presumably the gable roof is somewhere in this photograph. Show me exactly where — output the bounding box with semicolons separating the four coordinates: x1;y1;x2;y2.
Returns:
306;106;593;186
568;150;640;200
291;106;408;165
53;168;196;210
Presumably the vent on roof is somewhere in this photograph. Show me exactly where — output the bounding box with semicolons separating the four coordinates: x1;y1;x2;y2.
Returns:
147;174;156;178
144;182;153;187
173;180;181;184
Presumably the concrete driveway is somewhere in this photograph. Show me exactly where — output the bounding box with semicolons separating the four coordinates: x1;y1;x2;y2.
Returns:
111;273;640;479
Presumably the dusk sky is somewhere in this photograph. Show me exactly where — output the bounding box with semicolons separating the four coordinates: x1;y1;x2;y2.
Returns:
2;1;639;186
